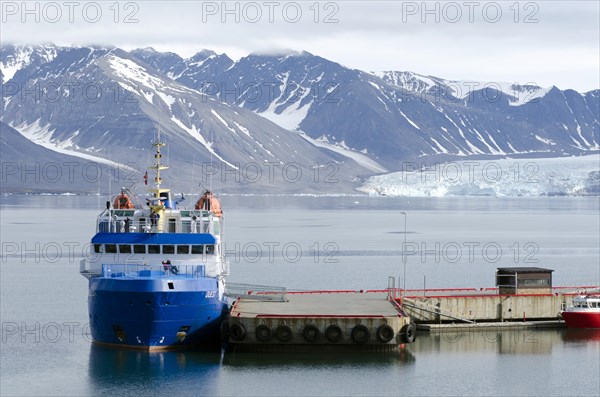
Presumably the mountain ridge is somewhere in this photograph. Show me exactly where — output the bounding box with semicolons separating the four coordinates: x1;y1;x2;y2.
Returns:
1;43;598;194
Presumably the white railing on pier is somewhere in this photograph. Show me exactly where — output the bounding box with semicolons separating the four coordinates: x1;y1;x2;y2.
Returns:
225;283;288;302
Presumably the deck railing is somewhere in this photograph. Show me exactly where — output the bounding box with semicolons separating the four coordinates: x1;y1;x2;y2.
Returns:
97;218;212;234
101;263;206;278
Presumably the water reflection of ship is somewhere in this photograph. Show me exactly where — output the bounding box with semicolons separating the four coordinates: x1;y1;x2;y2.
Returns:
222;346;415;367
87;345;221;391
561;328;600;342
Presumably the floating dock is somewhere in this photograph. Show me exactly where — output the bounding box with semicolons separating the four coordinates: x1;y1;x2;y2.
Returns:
394;286;599;331
225;290;414;348
223;275;599;349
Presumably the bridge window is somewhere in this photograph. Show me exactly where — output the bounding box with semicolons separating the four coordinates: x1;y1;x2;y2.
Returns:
119;245;132;254
206;245;215;255
148;245;160;254
163;245;175;254
133;245;145;254
191;245;204;254
105;244;117;254
177;245;189;254
94;244;102;253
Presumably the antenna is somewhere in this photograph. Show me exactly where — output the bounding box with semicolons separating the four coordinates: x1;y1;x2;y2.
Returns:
209;125;214;193
400;211;407;298
97;172;101;212
108;145;112;199
166;135;170;169
190;152;195;209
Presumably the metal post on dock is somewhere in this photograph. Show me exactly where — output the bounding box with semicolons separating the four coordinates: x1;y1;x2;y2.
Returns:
400;211;407;298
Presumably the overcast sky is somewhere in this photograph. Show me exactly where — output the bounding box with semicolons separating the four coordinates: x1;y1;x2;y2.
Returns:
1;1;598;91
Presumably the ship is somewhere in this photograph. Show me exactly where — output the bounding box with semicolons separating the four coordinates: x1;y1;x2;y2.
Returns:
80;134;230;350
561;294;600;328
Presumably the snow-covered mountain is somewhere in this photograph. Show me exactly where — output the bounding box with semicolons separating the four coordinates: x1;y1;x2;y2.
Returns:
130;48;599;169
0;121;129;194
373;71;552;106
0;44;59;84
1;45;368;193
2;44;599;194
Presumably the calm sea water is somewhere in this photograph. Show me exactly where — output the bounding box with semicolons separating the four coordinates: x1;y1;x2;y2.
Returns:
1;195;599;396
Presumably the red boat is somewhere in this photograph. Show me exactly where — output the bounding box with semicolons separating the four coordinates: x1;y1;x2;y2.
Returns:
561;295;600;328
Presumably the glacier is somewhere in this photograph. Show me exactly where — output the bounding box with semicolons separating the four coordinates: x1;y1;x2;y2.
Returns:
359;155;600;197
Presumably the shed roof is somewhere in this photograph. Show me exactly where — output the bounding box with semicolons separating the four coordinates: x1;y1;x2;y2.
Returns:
497;267;554;274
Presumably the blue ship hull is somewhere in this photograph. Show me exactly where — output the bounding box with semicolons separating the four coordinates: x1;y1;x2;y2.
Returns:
88;273;228;350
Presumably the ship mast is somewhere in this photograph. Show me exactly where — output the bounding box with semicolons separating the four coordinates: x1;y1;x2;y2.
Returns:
147;131;170;232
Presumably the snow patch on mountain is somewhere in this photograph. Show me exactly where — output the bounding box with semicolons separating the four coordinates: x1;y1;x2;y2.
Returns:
9;119;137;171
0;45;58;82
157;92;176;107
107;55;166;91
534;135;555;145
375;71;551;106
210;109;236;134
299;132;388;173
260;100;311;131
169;116;238;169
399;110;421;130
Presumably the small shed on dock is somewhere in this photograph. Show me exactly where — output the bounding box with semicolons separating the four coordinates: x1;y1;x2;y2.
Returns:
496;267;553;295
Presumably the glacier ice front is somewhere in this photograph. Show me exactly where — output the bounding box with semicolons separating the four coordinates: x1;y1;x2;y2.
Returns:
359;155;600;197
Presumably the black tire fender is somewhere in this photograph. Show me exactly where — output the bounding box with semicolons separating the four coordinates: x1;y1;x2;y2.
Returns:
325;324;343;343
255;324;273;342
400;322;416;343
302;324;321;343
275;325;293;342
376;324;395;343
230;323;246;341
351;324;371;344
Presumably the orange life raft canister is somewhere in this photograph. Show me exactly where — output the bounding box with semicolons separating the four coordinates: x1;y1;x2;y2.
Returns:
195;191;222;216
